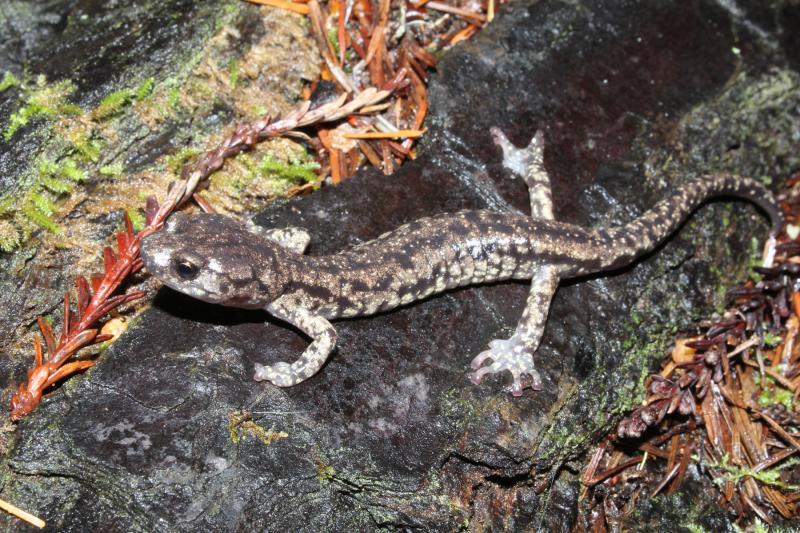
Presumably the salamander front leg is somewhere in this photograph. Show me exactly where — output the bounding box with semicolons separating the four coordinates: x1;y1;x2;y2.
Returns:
490;128;553;220
253;300;337;387
470;265;559;396
245;222;311;254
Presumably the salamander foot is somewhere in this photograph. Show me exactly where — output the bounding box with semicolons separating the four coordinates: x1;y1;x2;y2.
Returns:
469;336;542;396
253;362;297;387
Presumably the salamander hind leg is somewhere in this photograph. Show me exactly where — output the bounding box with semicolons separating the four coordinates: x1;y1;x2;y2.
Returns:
253;300;337;387
470;265;559;396
490;128;553;220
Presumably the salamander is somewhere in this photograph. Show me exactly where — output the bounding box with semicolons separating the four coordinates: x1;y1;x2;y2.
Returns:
140;129;782;395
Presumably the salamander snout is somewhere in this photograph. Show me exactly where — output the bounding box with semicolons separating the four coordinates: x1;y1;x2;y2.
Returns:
141;212;289;309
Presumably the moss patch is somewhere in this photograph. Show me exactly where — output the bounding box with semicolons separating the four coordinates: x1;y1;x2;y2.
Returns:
228;410;288;446
0;71;20;92
91;77;155;121
4;76;80;141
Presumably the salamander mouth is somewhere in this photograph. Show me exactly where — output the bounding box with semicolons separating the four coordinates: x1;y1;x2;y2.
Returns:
162;279;217;303
222;294;260;308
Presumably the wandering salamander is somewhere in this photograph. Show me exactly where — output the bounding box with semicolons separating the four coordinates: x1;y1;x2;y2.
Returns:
141;129;782;395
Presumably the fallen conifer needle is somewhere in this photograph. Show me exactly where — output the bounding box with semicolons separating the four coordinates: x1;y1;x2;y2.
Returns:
424;1;486;22
245;0;310;14
0;497;45;529
343;129;426;139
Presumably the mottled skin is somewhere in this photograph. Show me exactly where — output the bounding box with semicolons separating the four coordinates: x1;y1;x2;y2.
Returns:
141;130;782;395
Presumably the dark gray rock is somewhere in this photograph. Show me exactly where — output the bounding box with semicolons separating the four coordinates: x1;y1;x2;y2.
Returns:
3;0;800;531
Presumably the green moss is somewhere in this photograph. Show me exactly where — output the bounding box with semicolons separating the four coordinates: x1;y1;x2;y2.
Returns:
6;158;94;237
165;146;202;174
228;410;288;446
6;101;53;140
39;157;88;183
327;27;340;59
754;373;795;411
258;154;320;183
228;59;239;89
733;519;770;533
0;220;21;252
222;1;240;16
6;156;94;239
0;2;259;254
0;71;19;92
213;153;258;196
747;236;764;282
4;77;80;140
0;195;14;215
126;208;146;232
93;88;137;120
167;85;180;109
39;174;74;194
61;159;88;182
99;163;124;177
21;202;61;234
135;77;156;100
762;331;782;347
710;454;800;491
69;131;103;162
93;77;156;120
316;462;335;482
29;191;56;216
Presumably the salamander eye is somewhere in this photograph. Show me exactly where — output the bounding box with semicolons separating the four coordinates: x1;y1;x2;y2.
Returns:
174;258;200;280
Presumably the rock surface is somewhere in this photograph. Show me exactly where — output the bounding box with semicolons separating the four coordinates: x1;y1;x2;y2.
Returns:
2;0;800;531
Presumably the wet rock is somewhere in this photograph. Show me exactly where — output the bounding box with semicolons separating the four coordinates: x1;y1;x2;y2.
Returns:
3;0;800;531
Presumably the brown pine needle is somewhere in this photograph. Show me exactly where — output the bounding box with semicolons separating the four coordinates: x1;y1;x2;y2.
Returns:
343;129;426;139
450;25;479;46
424;1;486;22
0;497;45;529
245;0;310;14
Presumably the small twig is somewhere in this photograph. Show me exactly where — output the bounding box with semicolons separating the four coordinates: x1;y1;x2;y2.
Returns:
343;129;426;139
757;411;800;453
245;0;311;14
0;497;45;529
584;456;643;487
650;464;680;497
424;1;486;22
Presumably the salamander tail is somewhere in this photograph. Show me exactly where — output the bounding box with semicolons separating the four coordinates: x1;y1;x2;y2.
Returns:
593;174;782;270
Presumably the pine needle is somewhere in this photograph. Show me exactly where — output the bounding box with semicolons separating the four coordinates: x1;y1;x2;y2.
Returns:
245;0;310;14
0;497;45;529
343;129;426;139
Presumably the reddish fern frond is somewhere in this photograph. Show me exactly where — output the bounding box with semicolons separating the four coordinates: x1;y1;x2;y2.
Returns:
37;317;56;358
94;292;145;319
116;230;130;255
92;334;114;345
103;247;117;273
61;293;71;341
145;196;158;226
76;276;91;318
33;336;43;368
43;360;96;390
91;274;103;294
123;211;134;237
56;330;99;365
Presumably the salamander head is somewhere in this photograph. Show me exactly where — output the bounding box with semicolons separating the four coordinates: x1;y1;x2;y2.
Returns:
141;213;290;309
